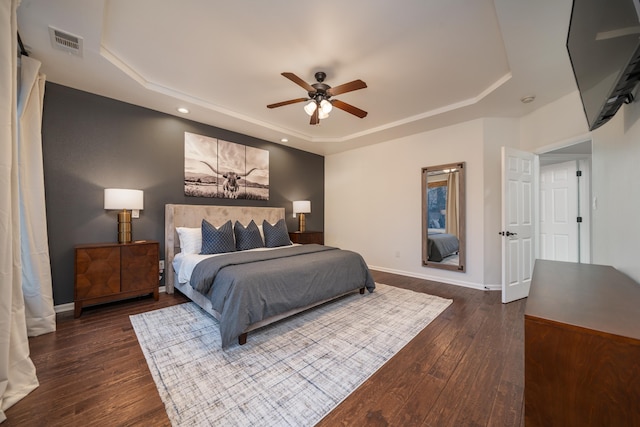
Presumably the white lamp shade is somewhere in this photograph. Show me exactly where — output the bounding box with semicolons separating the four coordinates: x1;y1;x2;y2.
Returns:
303;101;317;116
320;99;333;114
293;200;311;214
104;188;144;210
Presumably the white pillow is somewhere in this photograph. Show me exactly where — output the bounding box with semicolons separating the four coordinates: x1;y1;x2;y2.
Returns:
257;224;265;244
176;227;202;254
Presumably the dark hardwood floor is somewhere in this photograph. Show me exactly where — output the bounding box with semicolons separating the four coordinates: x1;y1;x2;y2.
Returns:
4;271;526;426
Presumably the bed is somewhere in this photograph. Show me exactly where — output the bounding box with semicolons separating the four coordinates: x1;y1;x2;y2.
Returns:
165;204;375;348
427;232;459;262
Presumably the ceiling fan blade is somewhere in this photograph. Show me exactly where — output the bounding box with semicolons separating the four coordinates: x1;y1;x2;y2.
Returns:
332;99;368;118
267;98;308;109
282;72;315;92
327;79;367;96
310;108;319;125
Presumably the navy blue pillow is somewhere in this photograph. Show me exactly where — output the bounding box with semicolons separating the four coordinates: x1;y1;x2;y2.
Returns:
263;219;292;248
200;219;236;254
234;220;264;251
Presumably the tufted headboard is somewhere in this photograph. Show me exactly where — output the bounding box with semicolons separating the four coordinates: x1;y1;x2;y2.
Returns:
164;204;285;293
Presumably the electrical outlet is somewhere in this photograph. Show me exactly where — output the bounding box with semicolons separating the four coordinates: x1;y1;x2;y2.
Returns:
159;260;165;270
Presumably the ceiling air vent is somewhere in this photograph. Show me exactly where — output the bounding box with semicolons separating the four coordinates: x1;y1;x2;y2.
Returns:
48;26;83;57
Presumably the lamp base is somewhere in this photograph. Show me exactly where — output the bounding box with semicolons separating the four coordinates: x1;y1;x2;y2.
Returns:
298;213;306;232
117;209;132;244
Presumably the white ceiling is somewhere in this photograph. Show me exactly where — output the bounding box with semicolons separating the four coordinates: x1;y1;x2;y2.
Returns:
17;0;577;156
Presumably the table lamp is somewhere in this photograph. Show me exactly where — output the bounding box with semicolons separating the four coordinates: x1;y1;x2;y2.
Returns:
104;188;144;243
292;200;311;232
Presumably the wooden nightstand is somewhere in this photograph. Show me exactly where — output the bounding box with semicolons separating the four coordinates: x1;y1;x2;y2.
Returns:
289;231;324;245
74;240;159;317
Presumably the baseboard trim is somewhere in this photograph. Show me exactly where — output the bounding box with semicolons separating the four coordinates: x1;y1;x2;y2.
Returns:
370;265;500;292
54;286;168;314
52;276;499;315
54;302;74;314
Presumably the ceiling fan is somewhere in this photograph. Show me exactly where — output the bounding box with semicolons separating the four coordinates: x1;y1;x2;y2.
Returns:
267;72;368;125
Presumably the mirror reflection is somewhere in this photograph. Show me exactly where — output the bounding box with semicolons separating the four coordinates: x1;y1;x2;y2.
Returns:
422;162;465;272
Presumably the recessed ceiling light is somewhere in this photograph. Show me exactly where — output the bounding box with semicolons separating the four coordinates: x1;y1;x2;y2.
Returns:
177;107;189;114
280;138;289;143
520;95;536;104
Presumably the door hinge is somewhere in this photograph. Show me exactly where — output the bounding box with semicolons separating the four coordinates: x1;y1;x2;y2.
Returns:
577;216;583;223
576;170;582;177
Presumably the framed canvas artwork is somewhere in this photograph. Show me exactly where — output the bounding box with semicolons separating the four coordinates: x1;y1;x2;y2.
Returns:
184;132;269;200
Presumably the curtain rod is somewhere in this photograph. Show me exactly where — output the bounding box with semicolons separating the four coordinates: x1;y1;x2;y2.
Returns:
18;31;29;57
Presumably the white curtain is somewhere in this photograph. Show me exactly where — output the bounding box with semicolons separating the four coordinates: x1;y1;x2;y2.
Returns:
445;171;459;237
0;0;40;422
18;55;55;337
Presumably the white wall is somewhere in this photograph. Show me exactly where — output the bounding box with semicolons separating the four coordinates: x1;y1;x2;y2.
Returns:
590;103;640;281
519;90;640;283
326;89;640;289
325;119;490;289
483;118;519;286
519;91;589;152
504;91;640;283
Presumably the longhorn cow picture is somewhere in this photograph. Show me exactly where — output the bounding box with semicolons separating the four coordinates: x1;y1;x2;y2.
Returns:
184;132;269;200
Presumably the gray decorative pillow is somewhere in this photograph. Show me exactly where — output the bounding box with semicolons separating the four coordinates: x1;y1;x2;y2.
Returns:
200;219;236;254
263;219;292;248
234;220;265;251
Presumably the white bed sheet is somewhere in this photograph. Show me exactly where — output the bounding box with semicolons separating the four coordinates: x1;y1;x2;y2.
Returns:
173;245;300;285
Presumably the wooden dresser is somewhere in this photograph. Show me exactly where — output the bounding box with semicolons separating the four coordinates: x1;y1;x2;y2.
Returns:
288;231;324;245
74;240;159;317
525;260;640;426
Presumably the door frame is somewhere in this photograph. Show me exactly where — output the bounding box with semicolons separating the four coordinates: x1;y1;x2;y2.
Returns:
500;136;592;303
537;147;592;263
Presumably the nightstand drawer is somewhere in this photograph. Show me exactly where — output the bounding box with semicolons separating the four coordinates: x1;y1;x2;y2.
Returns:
75;246;121;299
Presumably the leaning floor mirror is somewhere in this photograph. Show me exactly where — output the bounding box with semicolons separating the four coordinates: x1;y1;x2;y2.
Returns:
421;162;466;272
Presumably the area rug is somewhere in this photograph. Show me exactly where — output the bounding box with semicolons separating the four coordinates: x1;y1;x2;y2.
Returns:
130;283;452;426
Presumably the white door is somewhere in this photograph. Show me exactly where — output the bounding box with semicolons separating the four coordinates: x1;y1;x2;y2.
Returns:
501;147;537;303
539;161;578;262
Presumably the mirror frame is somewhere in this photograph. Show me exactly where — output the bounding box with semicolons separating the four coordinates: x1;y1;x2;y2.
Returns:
421;161;466;272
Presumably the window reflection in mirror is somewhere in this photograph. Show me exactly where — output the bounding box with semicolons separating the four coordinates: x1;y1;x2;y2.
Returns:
421;162;465;272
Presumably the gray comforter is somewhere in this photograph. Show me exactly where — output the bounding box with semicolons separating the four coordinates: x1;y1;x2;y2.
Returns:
428;233;459;262
190;244;375;347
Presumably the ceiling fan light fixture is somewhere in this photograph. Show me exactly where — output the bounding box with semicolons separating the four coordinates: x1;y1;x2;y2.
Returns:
320;99;333;114
304;100;317;116
268;72;367;124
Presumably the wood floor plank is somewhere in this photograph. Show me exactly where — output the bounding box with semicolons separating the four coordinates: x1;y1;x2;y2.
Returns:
294;273;475;426
390;296;490;426
317;272;526;427
5;272;526;426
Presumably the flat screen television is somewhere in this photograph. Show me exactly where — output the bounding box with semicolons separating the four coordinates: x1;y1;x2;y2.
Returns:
567;0;640;130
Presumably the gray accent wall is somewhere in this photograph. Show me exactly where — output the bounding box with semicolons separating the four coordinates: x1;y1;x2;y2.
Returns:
42;83;324;305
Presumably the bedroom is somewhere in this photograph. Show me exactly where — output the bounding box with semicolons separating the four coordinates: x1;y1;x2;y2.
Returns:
3;0;640;425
